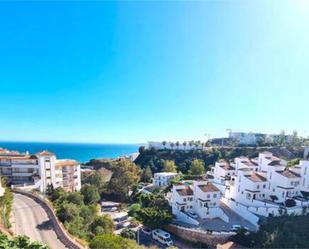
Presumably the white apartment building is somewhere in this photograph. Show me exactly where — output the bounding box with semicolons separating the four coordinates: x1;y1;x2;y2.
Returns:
211;151;309;222
153;172;178;187
212;160;236;185
170;181;228;223
0;148;81;193
148;141;203;151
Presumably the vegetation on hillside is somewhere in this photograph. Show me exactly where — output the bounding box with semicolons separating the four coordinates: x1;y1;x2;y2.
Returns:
0;233;48;249
89;234;144;249
130;191;173;228
134;146;305;174
47;159;143;247
232;214;309;248
47;186;104;240
0;180;13;228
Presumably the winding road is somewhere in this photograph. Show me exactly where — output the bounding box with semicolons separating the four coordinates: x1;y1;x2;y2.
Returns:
11;193;67;249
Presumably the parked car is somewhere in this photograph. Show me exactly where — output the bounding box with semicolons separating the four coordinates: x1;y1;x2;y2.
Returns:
232;225;242;231
187;211;198;219
232;225;249;232
152;229;173;246
141;227;152;235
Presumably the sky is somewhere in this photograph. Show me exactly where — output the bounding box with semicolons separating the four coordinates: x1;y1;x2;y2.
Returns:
0;1;308;144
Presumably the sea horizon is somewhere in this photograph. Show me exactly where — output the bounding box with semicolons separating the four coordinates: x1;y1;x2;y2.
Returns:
0;141;142;163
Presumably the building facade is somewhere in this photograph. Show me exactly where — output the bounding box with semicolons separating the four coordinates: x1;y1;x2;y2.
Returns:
170;181;228;222
153;172;178;187
210;151;309;220
0;148;81;192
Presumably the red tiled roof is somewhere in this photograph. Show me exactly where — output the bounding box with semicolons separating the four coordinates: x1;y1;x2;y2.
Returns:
37;151;54;156
276;169;301;178
246;172;267;182
268;160;281;166
198;182;220;192
176;186;193;196
217;160;234;170
56;159;79;168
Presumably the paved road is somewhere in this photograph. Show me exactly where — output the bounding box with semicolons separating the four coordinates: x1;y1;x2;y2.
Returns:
11;193;67;249
138;230;203;249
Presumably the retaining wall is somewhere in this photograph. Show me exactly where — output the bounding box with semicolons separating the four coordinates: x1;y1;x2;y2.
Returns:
12;189;85;249
165;224;234;247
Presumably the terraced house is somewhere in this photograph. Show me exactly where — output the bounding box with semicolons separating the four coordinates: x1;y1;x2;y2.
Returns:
0;148;81;192
209;151;309;225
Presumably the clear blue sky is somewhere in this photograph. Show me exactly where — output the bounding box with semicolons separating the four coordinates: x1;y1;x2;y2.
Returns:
0;1;308;143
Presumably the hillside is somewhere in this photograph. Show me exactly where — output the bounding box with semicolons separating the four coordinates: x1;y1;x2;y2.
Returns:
134;146;305;173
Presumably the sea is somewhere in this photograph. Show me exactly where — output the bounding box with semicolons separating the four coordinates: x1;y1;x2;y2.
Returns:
0;141;140;163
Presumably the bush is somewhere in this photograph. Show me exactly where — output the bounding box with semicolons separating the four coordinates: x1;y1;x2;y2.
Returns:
120;228;136;240
0;234;48;249
81;184;100;205
137;207;172;228
90;215;115;235
128;203;141;218
56;203;80;223
89;234;139;249
67;192;84;206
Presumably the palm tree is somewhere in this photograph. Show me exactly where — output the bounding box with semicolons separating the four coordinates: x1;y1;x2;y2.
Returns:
175;141;180;150
183;141;187;150
170;143;174;150
162;141;166;149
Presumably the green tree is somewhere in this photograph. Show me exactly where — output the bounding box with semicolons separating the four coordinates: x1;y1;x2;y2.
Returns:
163;160;177;173
277;130;286;146
128;203;141;218
140;165;152;183
107;159;140;201
0;234;48;249
67;192;84;206
90;215;115;235
120;228;136;240
291;130;300;146
56;203;80;223
89;234;140;249
137;207;172;228
80;205;96;226
189;159;205;175
82;171;106;192
81;184;100;205
0;183;13;228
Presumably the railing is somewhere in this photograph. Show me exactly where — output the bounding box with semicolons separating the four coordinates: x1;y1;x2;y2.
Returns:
12;189;86;249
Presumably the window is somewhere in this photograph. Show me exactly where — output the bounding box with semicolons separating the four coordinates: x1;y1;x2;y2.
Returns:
263;184;266;189
207;194;210;198
183;198;187;202
213;194;217;198
257;185;260;189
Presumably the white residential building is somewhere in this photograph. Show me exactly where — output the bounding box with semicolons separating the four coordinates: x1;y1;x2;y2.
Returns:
148;141;203;151
153;172;178;187
212;160;236;185
0;148;81;193
211;151;309;221
170;181;228;223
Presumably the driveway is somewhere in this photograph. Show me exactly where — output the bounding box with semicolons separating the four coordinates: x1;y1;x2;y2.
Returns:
138;229;202;249
199;202;257;232
11;193;67;249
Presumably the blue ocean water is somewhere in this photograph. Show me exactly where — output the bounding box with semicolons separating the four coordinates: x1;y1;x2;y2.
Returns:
0;141;140;163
